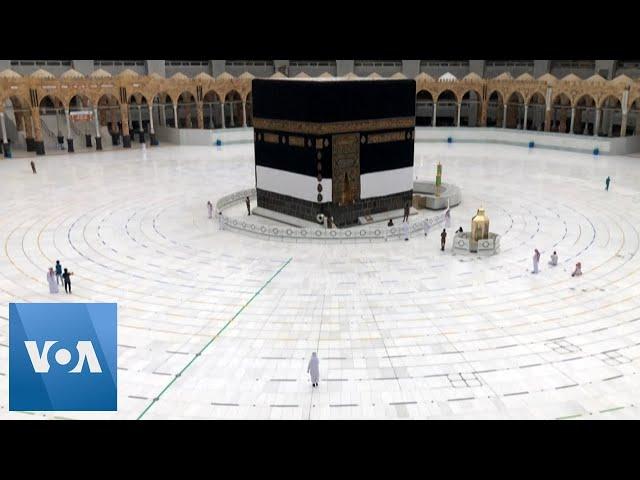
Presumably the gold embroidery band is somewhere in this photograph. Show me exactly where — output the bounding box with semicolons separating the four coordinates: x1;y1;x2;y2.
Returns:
263;133;279;144
367;131;407;144
289;136;305;147
253;116;415;135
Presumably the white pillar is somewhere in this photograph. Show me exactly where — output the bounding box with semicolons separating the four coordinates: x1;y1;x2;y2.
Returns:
456;103;461;127
502;104;507;128
173;104;178;129
594;108;601;137
65;109;71;138
570;107;575;134
523;104;529;130
432;103;437;127
0;112;8;143
93;108;101;138
160;103;166;127
220;102;226;129
242;101;247;127
148;105;155;134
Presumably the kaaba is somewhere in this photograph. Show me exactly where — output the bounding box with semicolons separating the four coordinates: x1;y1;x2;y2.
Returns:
252;78;416;227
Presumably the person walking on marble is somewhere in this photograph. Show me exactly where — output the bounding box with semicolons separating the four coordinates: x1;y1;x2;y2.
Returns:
55;260;63;285
403;202;410;222
30;160;37;174
424;219;430;237
605;176;611;191
549;251;558;266
207;201;213;219
307;352;320;388
440;228;447;251
47;268;59;294
62;268;74;294
218;211;224;231
532;249;541;274
403;219;410;241
571;262;583;277
245;196;251;216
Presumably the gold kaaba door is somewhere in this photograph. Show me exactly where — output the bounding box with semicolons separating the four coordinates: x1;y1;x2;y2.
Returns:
332;133;360;206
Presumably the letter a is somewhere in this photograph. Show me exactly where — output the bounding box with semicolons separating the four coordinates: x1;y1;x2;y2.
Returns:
70;341;103;373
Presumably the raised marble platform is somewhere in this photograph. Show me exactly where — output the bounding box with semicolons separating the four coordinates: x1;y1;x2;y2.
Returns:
413;181;462;210
358;206;418;225
452;232;501;255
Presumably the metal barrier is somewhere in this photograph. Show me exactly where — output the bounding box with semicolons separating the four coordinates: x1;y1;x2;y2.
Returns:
216;188;448;243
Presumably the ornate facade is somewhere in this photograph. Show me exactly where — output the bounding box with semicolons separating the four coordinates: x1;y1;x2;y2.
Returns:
1;68;639;156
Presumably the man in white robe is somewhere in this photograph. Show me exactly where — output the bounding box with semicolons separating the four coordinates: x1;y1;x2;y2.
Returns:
403;220;410;241
218;211;224;231
549;251;558;266
307;352;320;387
532;249;540;274
47;268;59;294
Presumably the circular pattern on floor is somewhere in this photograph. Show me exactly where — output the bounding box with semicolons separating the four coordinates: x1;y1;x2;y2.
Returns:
1;142;640;419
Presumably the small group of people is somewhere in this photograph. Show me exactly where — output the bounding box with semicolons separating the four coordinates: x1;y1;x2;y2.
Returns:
46;260;73;294
532;249;582;277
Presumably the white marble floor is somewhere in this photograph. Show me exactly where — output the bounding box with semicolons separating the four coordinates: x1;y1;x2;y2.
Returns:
2;142;640;419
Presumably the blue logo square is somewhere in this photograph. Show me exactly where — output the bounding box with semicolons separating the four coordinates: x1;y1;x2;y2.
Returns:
9;303;117;411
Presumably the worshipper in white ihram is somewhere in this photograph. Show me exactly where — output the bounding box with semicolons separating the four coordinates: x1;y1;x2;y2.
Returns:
218;211;224;231
532;249;541;274
141;142;147;160
403;220;410;241
307;352;320;387
207;201;213;219
572;262;583;277
424;219;430;237
47;267;59;294
549;251;558;266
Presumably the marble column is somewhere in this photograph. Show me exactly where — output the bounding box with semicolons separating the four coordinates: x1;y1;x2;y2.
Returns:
594;108;601;137
93;107;102;150
502;104;507;128
456;103;461;127
523;104;529;130
196;102;204;129
138;105;145;143
242;101;247;127
173;104;178;129
432;103;437;127
0;111;10;157
121;104;131;148
149;105;158;145
620;112;628;137
569;107;575;134
220;102;226;129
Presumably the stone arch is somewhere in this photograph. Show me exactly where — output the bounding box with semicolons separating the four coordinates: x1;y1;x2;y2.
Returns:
177;91;197;128
505;91;525;129
416;90;434;126
152;92;174;128
526;92;546;131
128;94;149;134
3;94;30;130
574;94;597;135
435;89;457;127
486;90;504;127
39;95;67;140
599;95;622;137
551;93;571;133
224;90;243;128
203;90;223;129
97;94;122;139
460;89;482;127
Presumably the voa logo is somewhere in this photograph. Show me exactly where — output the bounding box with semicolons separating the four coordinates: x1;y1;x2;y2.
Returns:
24;340;103;373
10;302;117;412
